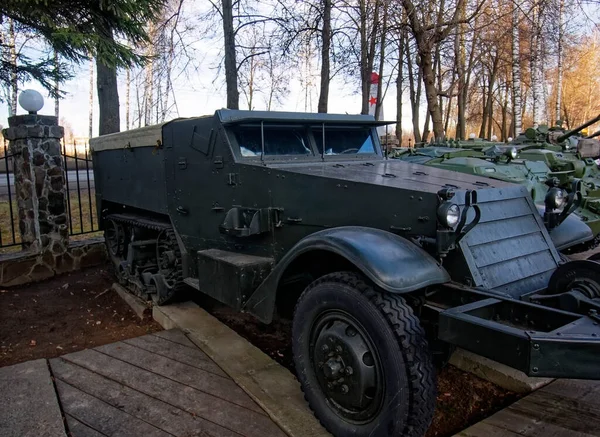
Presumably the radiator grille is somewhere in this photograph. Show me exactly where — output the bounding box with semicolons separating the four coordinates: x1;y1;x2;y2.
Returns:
458;188;560;298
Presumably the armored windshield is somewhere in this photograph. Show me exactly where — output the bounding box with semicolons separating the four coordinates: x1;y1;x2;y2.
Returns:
232;125;313;157
312;126;376;155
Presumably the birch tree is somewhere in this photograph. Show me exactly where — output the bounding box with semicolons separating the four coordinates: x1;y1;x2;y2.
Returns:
512;0;523;135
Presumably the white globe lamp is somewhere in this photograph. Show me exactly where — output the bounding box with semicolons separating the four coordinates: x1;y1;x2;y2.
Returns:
469;133;476;139
18;89;44;114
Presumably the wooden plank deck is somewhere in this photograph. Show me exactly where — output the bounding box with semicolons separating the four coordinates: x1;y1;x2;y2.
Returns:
456;379;600;436
50;329;287;437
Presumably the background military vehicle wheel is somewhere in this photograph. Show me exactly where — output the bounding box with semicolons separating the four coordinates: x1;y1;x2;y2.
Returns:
292;272;435;437
588;252;600;262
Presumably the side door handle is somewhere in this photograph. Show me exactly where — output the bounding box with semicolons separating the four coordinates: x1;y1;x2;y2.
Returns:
176;206;189;215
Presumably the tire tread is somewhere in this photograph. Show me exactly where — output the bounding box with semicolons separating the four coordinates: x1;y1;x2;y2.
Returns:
294;271;436;437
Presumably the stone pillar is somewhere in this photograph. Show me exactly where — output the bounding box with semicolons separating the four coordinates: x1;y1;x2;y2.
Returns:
2;115;68;254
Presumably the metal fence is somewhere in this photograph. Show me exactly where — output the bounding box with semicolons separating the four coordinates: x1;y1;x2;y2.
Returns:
0;140;99;249
62;142;99;237
0;142;18;248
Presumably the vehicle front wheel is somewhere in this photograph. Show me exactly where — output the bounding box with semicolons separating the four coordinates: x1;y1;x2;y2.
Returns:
292;272;436;437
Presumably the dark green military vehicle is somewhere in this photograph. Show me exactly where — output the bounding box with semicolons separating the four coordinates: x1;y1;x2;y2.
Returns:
91;110;600;437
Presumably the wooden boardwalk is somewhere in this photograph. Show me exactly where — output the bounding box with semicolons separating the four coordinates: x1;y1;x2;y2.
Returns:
50;329;287;437
457;378;600;436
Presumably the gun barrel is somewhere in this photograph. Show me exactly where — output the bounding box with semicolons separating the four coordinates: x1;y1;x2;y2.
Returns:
557;113;600;143
586;129;600;139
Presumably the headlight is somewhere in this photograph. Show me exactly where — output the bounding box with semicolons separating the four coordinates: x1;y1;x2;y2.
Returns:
545;187;567;210
438;203;460;228
506;147;518;159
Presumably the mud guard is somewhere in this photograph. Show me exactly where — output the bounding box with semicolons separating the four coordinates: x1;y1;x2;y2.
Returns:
244;226;450;323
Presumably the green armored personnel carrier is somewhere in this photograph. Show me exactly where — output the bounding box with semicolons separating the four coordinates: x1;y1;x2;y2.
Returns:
416;123;600;246
512;116;600;240
91;110;600;437
391;146;595;252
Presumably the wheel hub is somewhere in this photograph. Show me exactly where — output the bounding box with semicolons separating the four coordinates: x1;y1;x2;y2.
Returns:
311;312;383;423
323;358;343;379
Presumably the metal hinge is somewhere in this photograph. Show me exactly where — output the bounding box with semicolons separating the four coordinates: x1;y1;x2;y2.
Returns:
228;173;239;185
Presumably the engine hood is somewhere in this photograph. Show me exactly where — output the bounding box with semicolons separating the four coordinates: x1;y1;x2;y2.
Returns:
268;159;512;194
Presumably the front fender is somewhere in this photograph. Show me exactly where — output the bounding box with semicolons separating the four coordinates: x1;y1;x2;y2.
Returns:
535;205;593;251
244;226;450;323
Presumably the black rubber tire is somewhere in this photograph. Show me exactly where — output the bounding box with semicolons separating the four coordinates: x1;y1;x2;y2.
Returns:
292;272;436;437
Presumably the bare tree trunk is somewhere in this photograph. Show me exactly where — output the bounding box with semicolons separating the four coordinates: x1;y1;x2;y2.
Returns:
88;57;94;139
360;0;380;114
125;67;130;130
555;0;564;124
530;4;547;125
444;92;452;135
455;5;466;140
396;33;405;142
406;36;421;144
222;0;239;109
480;55;498;139
501;82;509;140
162;35;175;122
144;25;154;126
97;28;120;135
419;52;444;139
359;0;369;115
375;0;388;120
317;0;332;113
422;104;431;143
54;50;60;119
435;46;443;136
512;1;522;135
8;18;17;116
247;53;255;110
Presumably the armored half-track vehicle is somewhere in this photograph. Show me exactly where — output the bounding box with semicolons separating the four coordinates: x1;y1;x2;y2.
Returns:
391;146;596;252
91;110;600;437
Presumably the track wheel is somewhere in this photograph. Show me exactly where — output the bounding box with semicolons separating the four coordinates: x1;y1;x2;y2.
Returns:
153;229;184;305
105;219;125;258
293;272;436;437
105;219;127;284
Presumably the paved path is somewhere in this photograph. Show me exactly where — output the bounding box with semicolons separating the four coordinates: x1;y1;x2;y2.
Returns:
0;358;66;437
3;327;599;437
0;329;286;437
456;378;600;436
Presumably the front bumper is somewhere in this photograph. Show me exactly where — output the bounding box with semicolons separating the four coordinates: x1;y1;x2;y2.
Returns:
436;293;600;380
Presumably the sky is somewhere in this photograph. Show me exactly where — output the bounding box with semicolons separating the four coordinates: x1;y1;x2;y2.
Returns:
0;0;411;140
0;50;409;139
2;1;597;139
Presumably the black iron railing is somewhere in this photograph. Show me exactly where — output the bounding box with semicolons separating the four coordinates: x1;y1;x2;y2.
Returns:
0;140;19;248
62;142;99;237
0;140;99;249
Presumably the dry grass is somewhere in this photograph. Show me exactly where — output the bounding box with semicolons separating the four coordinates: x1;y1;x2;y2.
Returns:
0;189;101;251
